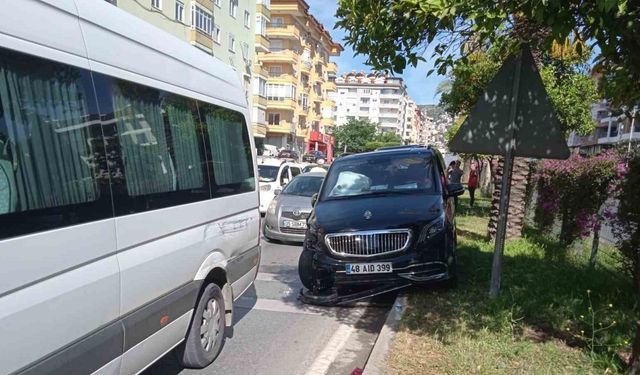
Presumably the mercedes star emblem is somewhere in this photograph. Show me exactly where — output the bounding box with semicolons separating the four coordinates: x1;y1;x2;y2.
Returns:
364;210;372;220
293;209;301;217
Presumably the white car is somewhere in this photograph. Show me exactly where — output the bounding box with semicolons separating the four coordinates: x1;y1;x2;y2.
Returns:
258;158;302;214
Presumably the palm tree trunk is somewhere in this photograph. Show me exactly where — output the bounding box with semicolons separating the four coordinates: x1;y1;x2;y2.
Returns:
488;156;531;240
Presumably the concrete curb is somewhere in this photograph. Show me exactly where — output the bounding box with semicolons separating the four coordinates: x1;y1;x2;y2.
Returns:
362;293;408;375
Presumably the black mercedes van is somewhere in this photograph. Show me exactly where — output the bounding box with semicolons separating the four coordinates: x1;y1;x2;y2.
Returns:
298;145;464;298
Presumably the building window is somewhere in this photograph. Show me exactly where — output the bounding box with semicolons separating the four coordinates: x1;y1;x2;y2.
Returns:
256;15;267;36
229;0;238;18
175;1;184;21
228;34;236;52
258;78;267;98
191;5;212;35
213;24;221;43
244;10;251;28
271;16;284;27
268;113;280;125
241;42;249;60
266;84;295;101
151;0;161;9
214;0;221;7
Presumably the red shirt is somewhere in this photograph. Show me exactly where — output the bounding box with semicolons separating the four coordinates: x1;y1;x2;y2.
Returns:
468;170;478;188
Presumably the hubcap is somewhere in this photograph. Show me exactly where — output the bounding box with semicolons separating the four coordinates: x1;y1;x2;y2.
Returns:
200;298;220;351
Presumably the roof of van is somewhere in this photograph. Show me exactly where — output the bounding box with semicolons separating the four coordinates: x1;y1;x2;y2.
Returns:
336;146;435;162
1;0;247;111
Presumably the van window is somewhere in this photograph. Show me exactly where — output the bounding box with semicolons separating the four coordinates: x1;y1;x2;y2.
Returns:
280;166;289;186
95;74;212;215
0;47;111;239
198;102;255;196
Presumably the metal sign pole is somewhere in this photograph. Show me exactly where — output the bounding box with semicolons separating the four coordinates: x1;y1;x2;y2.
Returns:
489;50;523;298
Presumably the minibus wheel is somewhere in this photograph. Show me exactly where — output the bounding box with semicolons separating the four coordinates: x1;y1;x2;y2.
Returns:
181;283;226;368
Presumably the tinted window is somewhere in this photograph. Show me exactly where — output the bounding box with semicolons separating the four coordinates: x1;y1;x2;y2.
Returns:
282;176;323;197
0;47;111;239
321;154;437;200
198;102;255;197
258;165;279;182
93;75;211;215
291;166;301;177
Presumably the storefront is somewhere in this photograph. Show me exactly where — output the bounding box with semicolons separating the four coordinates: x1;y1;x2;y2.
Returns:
307;131;334;162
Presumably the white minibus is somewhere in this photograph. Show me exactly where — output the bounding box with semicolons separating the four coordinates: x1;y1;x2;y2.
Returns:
0;1;260;374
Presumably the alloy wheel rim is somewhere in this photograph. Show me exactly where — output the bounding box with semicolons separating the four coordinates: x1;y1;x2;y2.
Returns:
200;298;220;351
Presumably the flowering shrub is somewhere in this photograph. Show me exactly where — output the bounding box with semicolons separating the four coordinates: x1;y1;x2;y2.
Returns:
535;150;625;245
612;151;640;292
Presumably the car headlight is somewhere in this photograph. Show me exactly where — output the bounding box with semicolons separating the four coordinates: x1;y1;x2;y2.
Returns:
419;214;445;242
267;199;277;215
260;184;271;192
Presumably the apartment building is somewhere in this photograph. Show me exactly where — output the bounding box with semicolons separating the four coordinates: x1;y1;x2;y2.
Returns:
403;99;418;143
107;0;257;131
334;71;411;138
252;0;270;140
254;0;342;158
568;101;640;155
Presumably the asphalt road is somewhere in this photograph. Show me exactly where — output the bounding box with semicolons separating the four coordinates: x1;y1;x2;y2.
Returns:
145;236;394;375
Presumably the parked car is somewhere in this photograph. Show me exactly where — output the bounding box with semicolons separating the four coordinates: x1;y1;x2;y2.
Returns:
302;163;329;174
258;157;302;214
302;150;326;163
298;145;464;303
278;149;299;161
263;172;325;242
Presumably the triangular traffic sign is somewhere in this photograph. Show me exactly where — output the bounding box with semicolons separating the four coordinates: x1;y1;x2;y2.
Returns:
449;47;570;159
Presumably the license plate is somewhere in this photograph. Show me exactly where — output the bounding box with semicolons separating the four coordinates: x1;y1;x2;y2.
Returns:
345;263;392;274
282;220;307;229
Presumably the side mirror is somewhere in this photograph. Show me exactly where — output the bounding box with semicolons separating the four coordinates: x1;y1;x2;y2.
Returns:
274;189;281;196
446;183;465;197
311;193;318;207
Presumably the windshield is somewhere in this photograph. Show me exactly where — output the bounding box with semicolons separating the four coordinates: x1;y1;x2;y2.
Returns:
320;154;438;200
258;165;279;182
282;176;324;197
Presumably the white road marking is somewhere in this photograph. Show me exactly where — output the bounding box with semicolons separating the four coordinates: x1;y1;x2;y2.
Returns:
234;296;328;316
305;313;362;375
255;272;281;282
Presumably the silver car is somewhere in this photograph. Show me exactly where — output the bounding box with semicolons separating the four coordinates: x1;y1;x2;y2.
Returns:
263;172;325;242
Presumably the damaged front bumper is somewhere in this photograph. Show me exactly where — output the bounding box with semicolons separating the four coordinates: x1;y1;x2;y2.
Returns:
299;251;453;306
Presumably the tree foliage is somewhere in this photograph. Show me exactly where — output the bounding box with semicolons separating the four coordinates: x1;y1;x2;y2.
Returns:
439;46;598;137
336;0;640;106
333;119;403;153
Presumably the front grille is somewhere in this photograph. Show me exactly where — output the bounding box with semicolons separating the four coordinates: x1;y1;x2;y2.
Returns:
280;227;306;235
281;210;310;220
325;229;412;257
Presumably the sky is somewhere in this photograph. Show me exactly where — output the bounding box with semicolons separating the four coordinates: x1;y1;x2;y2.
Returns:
306;0;446;105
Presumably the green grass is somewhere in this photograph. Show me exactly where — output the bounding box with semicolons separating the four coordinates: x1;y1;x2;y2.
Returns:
388;193;637;375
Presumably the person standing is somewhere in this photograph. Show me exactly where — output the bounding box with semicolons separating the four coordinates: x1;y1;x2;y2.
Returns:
448;160;463;209
467;162;479;207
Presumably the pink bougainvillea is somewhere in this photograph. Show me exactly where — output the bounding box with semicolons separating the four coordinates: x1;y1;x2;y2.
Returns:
534;150;625;245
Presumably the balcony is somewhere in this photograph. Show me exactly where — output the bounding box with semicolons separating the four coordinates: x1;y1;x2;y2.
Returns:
266;98;296;111
267;120;295;134
260;50;298;65
327;62;337;74
255;34;270;52
256;2;270;19
253;95;268;107
195;0;213;12
252;122;268;138
190;30;213;51
266;24;300;40
322;81;336;91
267;73;297;84
300;60;312;73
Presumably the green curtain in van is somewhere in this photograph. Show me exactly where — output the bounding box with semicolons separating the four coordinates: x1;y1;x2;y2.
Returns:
0;64;96;212
165;100;204;190
112;83;176;196
204;111;250;186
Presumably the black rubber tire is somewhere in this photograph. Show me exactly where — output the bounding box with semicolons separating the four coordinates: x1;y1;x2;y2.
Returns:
445;257;459;288
298;249;316;290
180;283;226;369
